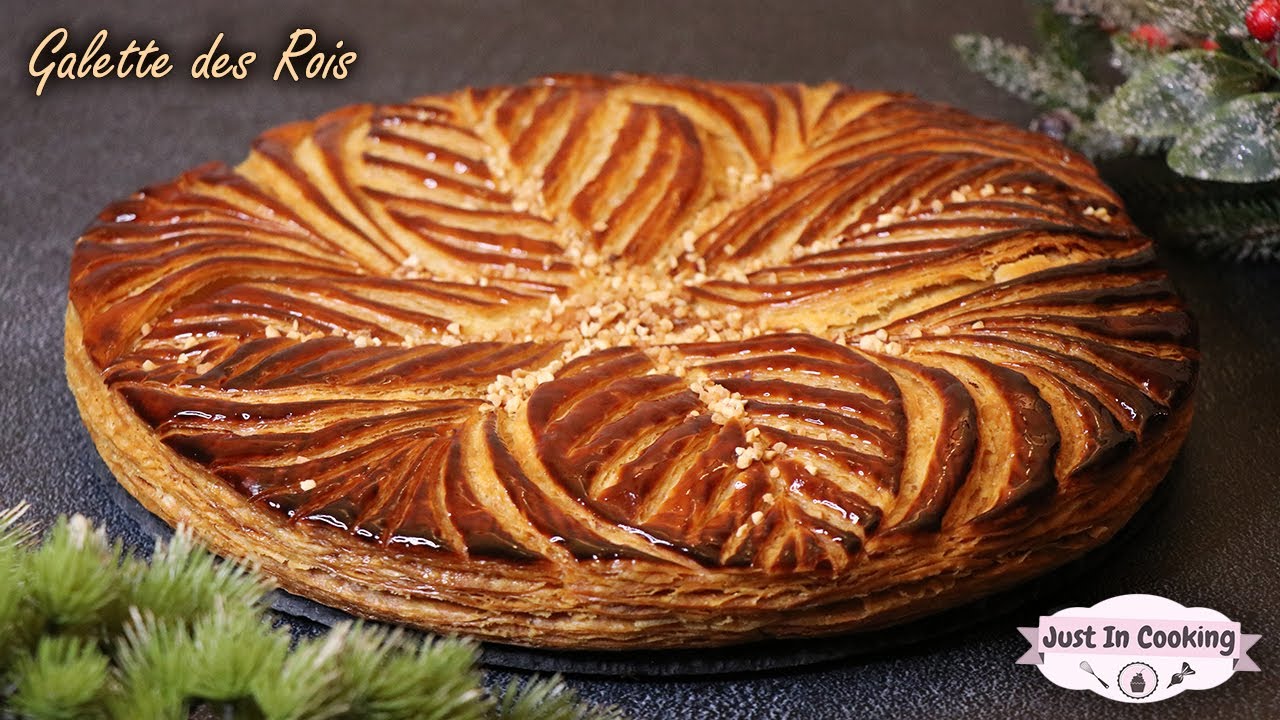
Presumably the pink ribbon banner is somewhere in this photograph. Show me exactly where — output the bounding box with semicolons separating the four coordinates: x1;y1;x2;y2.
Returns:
1017;617;1261;670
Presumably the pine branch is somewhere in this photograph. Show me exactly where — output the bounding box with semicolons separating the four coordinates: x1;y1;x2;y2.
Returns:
1141;0;1250;37
123;527;271;625
0;504;32;548
251;626;349;720
953;34;1101;116
108;610;194;720
1103;158;1280;260
1150;193;1280;261
24;516;124;635
493;677;625;720
9;636;110;720
1053;0;1153;28
335;624;488;720
0;504;35;672
1034;2;1110;71
0;508;629;720
186;600;291;708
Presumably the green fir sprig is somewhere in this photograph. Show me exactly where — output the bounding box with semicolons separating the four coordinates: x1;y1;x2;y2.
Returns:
1103;157;1280;260
0;507;624;720
954;0;1280;259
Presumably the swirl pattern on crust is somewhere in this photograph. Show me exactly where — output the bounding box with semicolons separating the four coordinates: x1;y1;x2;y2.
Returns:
67;75;1196;645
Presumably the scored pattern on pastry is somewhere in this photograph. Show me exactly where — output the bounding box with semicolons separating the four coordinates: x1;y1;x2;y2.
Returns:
70;75;1196;575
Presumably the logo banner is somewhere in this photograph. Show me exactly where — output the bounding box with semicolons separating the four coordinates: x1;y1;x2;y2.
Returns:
1016;594;1261;702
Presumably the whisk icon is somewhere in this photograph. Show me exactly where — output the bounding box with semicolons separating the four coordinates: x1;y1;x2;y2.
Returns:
1079;661;1109;688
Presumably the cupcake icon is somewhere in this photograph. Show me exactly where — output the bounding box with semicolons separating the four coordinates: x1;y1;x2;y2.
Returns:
1119;662;1158;700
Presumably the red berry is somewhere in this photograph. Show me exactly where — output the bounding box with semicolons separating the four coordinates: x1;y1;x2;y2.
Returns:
1247;0;1280;42
1130;24;1171;50
1201;37;1220;51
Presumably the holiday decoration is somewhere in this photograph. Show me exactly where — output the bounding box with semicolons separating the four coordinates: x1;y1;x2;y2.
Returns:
955;0;1280;260
1246;0;1280;42
1130;24;1172;48
0;505;622;720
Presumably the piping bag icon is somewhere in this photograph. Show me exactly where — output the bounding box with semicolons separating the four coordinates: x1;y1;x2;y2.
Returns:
1169;661;1196;688
1079;661;1109;688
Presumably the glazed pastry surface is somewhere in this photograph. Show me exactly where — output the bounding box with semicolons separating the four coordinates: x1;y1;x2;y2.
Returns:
66;75;1197;648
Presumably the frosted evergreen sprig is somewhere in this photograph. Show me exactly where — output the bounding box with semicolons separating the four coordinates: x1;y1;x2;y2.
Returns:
956;0;1280;182
0;508;624;720
952;34;1101;115
1158;192;1280;261
493;677;624;720
1053;0;1152;29
1141;0;1252;38
1108;165;1280;261
955;0;1280;260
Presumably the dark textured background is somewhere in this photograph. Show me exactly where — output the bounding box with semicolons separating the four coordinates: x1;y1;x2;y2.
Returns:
2;1;1277;717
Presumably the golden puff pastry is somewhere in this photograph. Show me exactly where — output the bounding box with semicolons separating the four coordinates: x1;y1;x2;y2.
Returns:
66;75;1197;649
